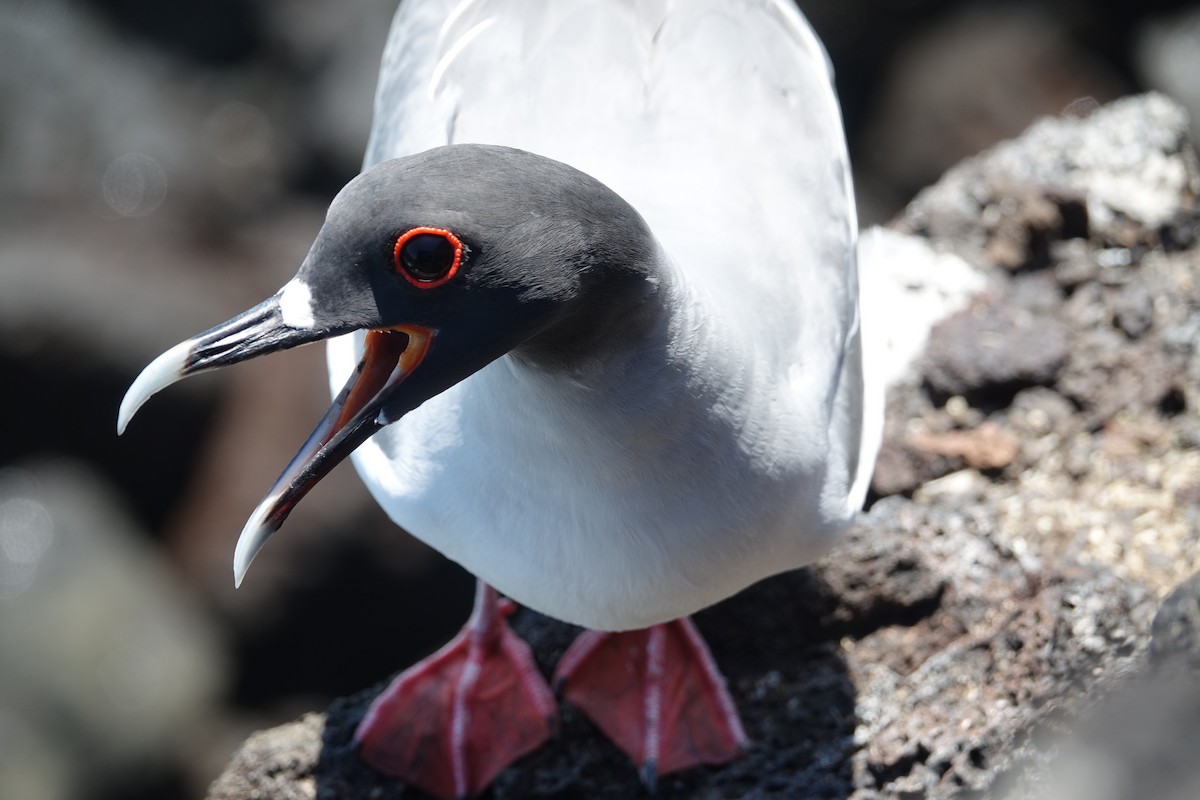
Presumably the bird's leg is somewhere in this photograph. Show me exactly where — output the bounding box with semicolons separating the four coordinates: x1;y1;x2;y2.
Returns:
553;617;747;787
355;580;557;799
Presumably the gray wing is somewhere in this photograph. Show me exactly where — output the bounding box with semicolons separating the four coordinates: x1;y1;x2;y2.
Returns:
362;0;461;167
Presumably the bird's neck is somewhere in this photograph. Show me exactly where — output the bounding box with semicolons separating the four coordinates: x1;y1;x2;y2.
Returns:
511;242;679;377
507;242;739;421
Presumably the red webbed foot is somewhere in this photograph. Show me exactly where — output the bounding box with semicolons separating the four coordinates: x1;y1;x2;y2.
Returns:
554;617;747;786
355;582;557;799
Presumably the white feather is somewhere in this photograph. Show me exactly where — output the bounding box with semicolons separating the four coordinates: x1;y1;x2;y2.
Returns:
278;279;316;330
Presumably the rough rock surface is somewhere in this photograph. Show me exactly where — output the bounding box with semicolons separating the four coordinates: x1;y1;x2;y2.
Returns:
206;95;1199;799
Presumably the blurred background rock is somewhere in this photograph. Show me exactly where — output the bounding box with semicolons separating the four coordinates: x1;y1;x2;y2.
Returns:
2;1;1198;798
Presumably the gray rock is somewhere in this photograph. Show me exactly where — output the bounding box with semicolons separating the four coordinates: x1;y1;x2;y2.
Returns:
1151;571;1200;672
0;461;227;800
998;576;1200;800
900;93;1200;263
1005;672;1200;800
1111;281;1155;338
921;292;1071;403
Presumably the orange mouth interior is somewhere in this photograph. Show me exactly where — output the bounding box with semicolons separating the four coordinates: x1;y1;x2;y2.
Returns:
331;324;434;435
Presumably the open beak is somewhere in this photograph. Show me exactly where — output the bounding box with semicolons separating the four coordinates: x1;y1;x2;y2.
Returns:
119;293;435;586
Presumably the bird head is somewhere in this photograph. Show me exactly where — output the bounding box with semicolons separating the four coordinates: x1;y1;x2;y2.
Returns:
118;144;655;585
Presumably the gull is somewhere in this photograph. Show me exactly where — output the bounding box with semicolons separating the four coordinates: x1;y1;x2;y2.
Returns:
119;1;879;796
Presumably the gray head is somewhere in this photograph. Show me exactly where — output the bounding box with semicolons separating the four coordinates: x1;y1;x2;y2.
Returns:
297;144;656;344
118;143;659;583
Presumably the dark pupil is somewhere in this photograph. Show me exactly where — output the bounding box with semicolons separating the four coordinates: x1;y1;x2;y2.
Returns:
400;233;454;281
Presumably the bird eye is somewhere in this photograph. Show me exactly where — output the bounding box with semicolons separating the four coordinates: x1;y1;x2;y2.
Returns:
393;227;465;288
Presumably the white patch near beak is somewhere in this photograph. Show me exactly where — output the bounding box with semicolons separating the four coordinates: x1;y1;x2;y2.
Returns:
279;279;316;329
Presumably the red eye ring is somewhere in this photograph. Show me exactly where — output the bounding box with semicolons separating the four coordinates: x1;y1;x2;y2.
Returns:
392;226;465;289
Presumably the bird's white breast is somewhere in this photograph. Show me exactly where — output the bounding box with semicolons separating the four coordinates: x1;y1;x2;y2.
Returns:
331;270;851;630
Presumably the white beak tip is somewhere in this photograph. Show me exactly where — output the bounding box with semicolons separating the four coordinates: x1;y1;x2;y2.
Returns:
232;541;254;589
118;339;194;435
232;498;278;589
